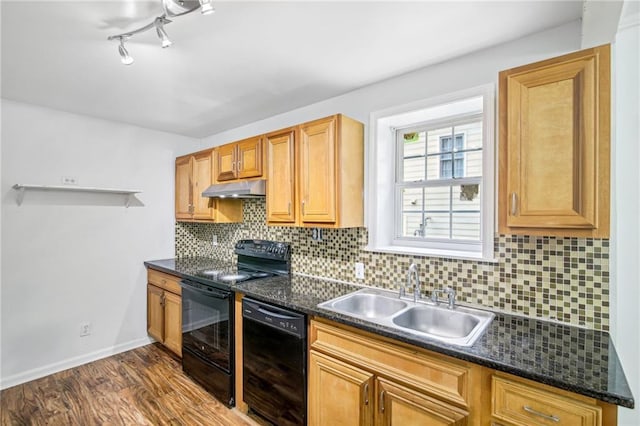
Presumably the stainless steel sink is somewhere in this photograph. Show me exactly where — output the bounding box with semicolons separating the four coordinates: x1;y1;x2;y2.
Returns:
317;288;494;347
331;293;408;319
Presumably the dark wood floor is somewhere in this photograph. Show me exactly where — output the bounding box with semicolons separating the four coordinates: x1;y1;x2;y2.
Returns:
0;343;258;426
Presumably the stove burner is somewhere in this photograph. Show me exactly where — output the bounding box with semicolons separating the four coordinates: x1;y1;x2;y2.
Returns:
218;273;250;282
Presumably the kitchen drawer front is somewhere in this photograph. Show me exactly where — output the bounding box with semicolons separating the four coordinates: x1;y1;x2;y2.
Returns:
147;269;181;295
310;319;470;408
492;376;601;426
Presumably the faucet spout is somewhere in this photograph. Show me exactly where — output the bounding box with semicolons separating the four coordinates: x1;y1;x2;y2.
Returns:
406;263;420;302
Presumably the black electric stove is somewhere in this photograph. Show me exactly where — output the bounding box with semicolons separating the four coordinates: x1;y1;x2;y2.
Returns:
189;239;291;286
179;239;291;408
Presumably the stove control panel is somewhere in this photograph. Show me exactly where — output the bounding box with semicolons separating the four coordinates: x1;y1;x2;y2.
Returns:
235;239;290;260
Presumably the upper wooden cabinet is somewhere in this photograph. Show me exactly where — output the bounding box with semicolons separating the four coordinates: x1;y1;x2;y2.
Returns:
498;44;610;237
266;114;364;228
215;136;264;182
266;129;296;223
175;149;242;223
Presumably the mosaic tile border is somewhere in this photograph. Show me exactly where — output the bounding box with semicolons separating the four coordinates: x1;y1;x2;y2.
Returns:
175;199;610;331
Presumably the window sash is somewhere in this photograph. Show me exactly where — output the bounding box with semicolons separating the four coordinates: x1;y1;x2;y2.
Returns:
394;178;482;243
395;113;483;245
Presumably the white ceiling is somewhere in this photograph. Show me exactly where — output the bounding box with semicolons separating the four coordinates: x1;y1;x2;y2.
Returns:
1;1;584;138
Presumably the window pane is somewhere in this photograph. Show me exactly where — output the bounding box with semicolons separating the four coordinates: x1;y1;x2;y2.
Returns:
428;127;453;155
401;187;423;237
423;186;450;238
455;121;482;150
452;184;481;240
401;131;426;182
403;157;425;182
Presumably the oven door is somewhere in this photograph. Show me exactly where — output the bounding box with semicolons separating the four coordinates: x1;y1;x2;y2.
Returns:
180;280;234;406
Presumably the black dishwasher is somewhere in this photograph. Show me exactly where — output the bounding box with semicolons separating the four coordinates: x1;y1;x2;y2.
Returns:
242;298;306;426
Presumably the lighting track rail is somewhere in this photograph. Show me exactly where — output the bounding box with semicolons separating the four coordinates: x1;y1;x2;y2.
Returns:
107;0;214;65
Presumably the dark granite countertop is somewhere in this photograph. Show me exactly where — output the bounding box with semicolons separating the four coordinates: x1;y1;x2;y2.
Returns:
145;258;635;409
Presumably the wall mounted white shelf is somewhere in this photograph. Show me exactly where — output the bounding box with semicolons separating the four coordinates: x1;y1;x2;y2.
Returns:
12;184;142;207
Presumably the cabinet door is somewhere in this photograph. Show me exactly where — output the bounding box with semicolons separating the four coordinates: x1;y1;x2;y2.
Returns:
147;284;164;343
375;378;468;426
299;116;337;223
309;350;374;426
266;130;296;223
237;137;263;179
175;155;193;220
216;144;237;181
192;150;215;220
499;45;610;237
163;291;182;357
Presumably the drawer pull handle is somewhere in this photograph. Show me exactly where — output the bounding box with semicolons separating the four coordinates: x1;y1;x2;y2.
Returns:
287;201;291;216
379;390;385;413
523;406;560;422
302;200;305;215
511;192;517;216
363;383;369;405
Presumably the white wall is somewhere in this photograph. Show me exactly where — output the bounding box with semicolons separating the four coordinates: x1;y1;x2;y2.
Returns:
0;100;200;388
612;2;640;423
199;21;581;148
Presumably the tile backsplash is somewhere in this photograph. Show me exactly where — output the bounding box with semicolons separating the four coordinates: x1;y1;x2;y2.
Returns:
176;199;609;331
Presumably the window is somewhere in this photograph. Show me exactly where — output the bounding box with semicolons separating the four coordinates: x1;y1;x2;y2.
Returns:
367;85;495;261
439;134;465;179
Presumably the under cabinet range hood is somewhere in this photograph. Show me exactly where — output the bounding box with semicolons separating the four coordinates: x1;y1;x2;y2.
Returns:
202;180;266;198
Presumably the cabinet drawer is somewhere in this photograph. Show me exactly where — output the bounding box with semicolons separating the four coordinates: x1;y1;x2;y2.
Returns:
147;269;181;295
492;376;602;426
310;319;470;408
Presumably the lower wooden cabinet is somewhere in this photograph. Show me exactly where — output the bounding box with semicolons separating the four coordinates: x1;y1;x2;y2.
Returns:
309;318;618;426
309;350;374;425
146;269;182;357
376;377;468;426
491;374;615;426
309;319;473;426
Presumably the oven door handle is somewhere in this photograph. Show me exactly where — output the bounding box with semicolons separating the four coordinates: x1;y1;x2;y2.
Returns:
180;281;230;300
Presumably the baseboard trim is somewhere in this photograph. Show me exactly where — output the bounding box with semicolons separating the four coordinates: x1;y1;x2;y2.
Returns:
0;336;155;390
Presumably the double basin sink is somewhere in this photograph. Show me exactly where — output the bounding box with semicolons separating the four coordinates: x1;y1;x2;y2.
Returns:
317;288;494;347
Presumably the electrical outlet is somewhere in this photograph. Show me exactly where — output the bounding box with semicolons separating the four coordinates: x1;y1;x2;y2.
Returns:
212;234;218;246
355;262;365;280
79;322;91;337
311;227;323;241
62;176;78;185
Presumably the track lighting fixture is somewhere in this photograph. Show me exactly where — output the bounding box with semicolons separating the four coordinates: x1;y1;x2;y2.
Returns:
107;0;213;65
117;37;134;65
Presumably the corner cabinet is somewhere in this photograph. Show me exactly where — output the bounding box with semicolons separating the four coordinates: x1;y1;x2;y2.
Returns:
147;269;182;357
498;44;610;237
215;136;264;182
266;114;364;228
309;319;473;426
175;149;243;223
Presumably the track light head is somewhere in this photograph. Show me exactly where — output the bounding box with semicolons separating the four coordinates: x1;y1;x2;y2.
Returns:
199;0;214;15
117;38;134;65
156;25;173;48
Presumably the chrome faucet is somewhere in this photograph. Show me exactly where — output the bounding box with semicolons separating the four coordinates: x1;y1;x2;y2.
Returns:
430;286;457;309
406;263;421;302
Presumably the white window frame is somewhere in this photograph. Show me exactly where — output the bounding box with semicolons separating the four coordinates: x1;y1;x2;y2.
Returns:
366;84;496;262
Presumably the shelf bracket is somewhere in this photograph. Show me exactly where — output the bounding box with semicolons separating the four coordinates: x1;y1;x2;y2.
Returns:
16;187;25;206
125;194;133;208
